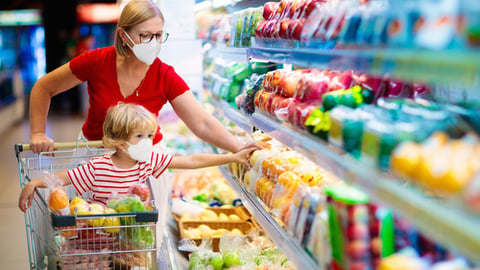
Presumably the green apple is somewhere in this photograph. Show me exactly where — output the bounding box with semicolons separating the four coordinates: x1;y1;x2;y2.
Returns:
208;252;224;270
223;250;241;268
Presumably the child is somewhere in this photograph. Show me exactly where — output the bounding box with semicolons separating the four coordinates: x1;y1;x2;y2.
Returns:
18;103;256;212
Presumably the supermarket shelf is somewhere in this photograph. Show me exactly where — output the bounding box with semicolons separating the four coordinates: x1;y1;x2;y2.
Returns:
213;98;480;264
210;97;253;133
207;45;250;64
218;166;320;269
248;38;480;88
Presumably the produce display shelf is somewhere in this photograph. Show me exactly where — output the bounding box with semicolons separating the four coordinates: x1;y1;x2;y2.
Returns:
246;37;480;89
212;97;480;264
207;45;250;64
217;166;320;269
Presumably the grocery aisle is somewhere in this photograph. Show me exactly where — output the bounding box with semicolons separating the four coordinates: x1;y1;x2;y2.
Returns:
0;114;85;269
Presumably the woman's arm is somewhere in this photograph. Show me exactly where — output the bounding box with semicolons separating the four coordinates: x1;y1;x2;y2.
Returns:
170;91;246;153
30;63;83;153
18;172;71;212
168;147;256;170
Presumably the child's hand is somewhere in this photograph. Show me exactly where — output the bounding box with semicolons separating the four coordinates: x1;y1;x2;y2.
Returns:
18;182;36;213
233;147;257;169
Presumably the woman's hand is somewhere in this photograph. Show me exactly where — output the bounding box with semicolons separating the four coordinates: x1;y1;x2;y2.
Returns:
237;140;265;153
232;147;257;169
18;182;36;213
30;132;55;154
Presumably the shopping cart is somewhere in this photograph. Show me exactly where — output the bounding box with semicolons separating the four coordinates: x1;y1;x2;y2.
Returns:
15;140;159;270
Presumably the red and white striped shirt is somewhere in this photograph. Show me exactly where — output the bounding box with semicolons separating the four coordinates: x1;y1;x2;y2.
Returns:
67;152;172;206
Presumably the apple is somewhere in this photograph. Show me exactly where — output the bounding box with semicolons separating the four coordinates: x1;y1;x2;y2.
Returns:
358;74;386;102
208;252;224;270
263;2;279;20
412;81;431;97
271;69;285;94
384;79;412;98
286;98;301;124
346;223;369;240
274;97;296;121
330;71;354;91
346;240;369;260
347;205;369;223
288;18;306;40
261;91;275;113
223;250;241;268
279;70;303;97
295;74;329;102
279;18;292;39
262;20;277;38
292;102;317;128
129;183;150;201
255;20;268;38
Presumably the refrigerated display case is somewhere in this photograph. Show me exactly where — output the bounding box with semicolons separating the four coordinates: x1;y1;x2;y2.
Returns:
0;9;45;133
198;0;480;268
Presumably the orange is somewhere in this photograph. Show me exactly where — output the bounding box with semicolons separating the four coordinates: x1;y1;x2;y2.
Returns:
49;188;69;214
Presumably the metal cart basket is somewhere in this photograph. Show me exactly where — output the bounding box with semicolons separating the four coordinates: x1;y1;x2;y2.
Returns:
15;141;159;270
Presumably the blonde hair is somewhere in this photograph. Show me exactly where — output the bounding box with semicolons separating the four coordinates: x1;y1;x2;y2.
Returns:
115;0;165;56
102;103;158;148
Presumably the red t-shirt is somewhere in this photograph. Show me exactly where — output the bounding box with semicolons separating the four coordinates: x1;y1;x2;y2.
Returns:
69;46;189;144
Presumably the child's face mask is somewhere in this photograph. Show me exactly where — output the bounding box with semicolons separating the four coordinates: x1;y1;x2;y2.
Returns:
125;138;153;162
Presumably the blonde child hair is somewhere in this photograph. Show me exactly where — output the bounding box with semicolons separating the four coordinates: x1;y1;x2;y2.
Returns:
102;103;158;148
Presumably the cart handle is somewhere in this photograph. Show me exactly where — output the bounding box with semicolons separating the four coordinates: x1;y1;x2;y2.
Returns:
15;140;104;154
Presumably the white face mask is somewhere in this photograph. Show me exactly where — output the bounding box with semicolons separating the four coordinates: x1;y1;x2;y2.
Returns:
125;32;161;65
125;138;153;162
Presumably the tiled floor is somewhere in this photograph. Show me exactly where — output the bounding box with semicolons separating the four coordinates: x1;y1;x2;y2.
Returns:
0;114;85;269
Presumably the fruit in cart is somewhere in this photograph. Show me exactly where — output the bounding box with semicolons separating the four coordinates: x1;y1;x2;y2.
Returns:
87;203;105;227
208;252;224;270
129;183;150;201
49;188;70;215
223;250;241;268
59;226;77;238
70;196;89;214
103;207;120;233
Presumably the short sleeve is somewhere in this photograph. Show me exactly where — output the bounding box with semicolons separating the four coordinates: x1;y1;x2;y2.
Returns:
151;152;173;179
163;64;189;101
70;49;95;81
67;161;95;195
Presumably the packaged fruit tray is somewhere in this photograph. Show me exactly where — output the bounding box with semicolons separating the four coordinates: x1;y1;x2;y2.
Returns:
179;221;255;251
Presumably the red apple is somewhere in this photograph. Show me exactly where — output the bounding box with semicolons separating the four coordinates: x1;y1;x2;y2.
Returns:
263;2;279;20
412;81;431;97
275;97;296;121
384;79;412;98
296;74;329;102
358;74;386;101
279;70;303;97
254;90;268;108
261;91;275;113
287;99;301;124
329;71;354;91
346;240;369;260
279;18;292;39
255;20;268;38
292;102;317;128
271;69;285;94
346;223;369;240
129;183;150;201
288;18;306;40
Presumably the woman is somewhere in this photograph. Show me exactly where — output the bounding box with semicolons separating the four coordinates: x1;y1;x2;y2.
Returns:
29;0;252;155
